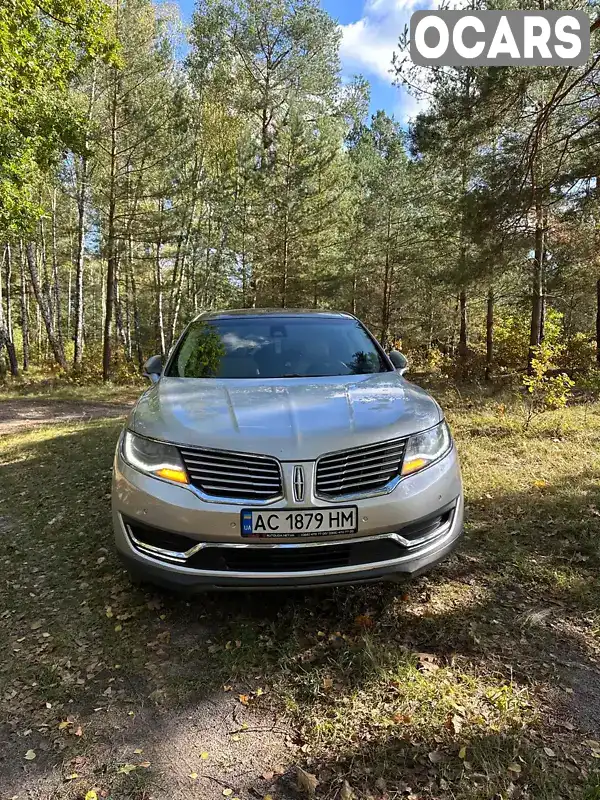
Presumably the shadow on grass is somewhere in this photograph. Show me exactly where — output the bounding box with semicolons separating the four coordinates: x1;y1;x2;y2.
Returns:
0;420;599;799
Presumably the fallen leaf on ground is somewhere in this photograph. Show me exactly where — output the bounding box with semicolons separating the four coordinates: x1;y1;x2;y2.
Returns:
238;694;250;705
296;766;319;796
354;614;373;628
133;748;143;754
117;764;137;774
322;677;333;690
189;772;198;780
24;750;36;760
201;751;209;759
448;714;463;734
417;653;439;673
262;771;274;781
543;747;556;757
139;761;151;768
458;746;467;760
508;763;522;774
341;779;354;800
428;750;444;764
85;792;98;800
223;789;233;797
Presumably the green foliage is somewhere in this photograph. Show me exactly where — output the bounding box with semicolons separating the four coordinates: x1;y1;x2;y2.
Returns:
494;310;564;371
0;0;114;234
522;343;574;428
559;333;597;374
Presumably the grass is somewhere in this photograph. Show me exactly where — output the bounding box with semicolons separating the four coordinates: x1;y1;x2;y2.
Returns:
0;388;600;798
0;367;143;402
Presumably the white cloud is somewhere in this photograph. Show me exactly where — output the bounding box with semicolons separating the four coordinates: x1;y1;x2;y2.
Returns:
340;0;423;83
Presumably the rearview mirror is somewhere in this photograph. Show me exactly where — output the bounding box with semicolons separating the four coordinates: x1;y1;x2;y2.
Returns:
143;354;163;384
389;350;409;375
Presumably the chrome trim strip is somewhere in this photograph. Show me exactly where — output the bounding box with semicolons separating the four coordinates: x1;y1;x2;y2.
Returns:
124;508;456;575
125;514;458;580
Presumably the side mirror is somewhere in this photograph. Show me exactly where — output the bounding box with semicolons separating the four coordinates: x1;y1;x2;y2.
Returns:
389;350;409;375
143;354;163;384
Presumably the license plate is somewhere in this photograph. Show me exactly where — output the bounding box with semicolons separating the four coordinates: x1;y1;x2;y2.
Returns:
241;507;358;538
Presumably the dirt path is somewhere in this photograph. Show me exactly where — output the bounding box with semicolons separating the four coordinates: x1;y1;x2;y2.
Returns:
0;398;134;435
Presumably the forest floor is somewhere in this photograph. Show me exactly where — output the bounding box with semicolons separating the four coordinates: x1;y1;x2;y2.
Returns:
1;385;600;800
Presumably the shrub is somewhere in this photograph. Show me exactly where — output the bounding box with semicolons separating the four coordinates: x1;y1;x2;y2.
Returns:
522;343;574;429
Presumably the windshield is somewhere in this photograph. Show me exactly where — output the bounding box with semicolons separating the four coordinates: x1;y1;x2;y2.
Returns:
166;316;390;379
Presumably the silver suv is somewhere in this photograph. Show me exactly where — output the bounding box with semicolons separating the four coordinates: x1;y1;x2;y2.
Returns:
112;310;463;590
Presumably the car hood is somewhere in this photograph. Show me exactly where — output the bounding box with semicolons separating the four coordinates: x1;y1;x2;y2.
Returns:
130;373;442;460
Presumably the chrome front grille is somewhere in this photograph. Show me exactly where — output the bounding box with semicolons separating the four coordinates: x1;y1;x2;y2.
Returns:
179;447;282;502
316;438;407;499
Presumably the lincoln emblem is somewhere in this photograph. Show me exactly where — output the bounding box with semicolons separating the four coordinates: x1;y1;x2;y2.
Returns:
293;465;305;503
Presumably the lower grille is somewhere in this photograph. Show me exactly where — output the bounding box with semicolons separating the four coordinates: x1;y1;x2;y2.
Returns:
124;517;196;554
179;447;282;502
316;438;407;499
124;504;456;573
209;544;353;573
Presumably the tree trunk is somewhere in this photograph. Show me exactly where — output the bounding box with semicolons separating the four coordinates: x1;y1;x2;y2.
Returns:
19;242;29;371
528;189;545;372
103;59;120;382
74;68;96;367
0;245;18;375
379;210;392;347
25;242;67;369
596;278;600;365
155;200;166;357
458;289;468;356
5;243;13;343
74;153;89;366
51;187;63;349
485;285;494;382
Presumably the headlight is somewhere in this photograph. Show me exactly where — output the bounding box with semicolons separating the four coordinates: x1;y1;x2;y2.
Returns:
122;431;189;485
401;421;452;477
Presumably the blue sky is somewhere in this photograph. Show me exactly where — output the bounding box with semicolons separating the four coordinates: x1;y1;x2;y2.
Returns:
174;0;423;121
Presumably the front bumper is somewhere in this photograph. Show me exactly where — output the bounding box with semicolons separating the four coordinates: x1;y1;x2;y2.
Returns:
112;446;463;591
